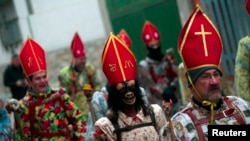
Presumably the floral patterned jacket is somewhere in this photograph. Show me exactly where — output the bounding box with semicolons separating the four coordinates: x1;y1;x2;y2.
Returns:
58;64;101;98
235;36;250;102
58;64;102;123
95;104;167;141
138;55;178;105
14;86;86;141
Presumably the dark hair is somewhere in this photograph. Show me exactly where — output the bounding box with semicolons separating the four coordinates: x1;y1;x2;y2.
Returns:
185;67;223;87
11;54;18;59
162;85;178;103
28;75;33;81
106;80;148;123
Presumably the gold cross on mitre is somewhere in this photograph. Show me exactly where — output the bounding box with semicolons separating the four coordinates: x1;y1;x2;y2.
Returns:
194;24;212;56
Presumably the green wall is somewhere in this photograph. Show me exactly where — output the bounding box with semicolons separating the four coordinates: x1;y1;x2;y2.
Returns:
106;0;182;64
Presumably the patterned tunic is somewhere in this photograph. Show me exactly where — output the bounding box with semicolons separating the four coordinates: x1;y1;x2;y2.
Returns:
235;36;250;102
86;87;149;141
58;64;101;121
0;100;12;141
95;104;167;141
138;56;178;105
162;96;250;141
58;64;101;95
14;86;86;141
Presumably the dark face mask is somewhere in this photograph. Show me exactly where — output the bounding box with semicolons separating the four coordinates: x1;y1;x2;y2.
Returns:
117;82;137;108
146;44;164;61
117;84;136;97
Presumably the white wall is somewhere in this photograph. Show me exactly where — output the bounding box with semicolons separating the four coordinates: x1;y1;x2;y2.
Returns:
176;0;193;27
0;0;110;66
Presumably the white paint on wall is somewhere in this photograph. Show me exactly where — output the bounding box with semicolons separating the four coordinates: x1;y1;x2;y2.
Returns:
0;0;110;66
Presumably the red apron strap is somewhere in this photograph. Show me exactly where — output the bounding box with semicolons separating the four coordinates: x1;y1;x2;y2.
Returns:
223;97;246;125
184;109;206;141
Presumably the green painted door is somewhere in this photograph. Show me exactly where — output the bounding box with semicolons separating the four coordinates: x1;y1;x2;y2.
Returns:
106;0;182;64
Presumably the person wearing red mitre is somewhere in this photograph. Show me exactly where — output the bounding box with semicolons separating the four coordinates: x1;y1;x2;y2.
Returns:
93;33;167;141
161;5;250;141
117;28;149;104
58;32;102;122
138;21;179;106
6;38;86;140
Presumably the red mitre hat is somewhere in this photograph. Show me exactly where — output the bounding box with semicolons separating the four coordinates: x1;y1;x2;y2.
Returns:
117;29;132;49
246;0;250;15
19;38;47;77
71;32;86;58
178;5;222;71
101;33;137;86
141;21;160;44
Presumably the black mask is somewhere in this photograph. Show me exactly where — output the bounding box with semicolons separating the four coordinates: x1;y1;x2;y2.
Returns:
117;82;137;97
146;44;164;61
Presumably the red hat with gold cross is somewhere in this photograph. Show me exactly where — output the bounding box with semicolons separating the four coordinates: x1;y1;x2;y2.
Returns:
101;33;137;86
117;29;132;49
19;38;47;77
178;5;222;72
141;21;160;44
71;32;86;58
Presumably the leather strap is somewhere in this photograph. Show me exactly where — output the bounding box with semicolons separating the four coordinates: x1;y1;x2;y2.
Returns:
184;96;246;140
113;122;155;133
185;109;206;141
223;97;246;125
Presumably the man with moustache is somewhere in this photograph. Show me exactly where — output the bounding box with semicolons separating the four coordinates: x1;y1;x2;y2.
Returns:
161;5;250;141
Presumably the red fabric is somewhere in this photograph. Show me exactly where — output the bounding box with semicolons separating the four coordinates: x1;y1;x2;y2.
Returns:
19;38;47;77
71;32;85;58
93;127;104;138
117;29;132;49
178;5;222;70
246;0;250;15
101;33;137;85
141;21;160;44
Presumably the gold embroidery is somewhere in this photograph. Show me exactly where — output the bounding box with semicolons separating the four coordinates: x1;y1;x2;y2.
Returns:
39;57;43;65
109;64;116;72
194;24;212;56
28;57;32;68
124;60;134;68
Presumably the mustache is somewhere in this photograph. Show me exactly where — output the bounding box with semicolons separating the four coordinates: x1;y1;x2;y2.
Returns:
208;85;221;91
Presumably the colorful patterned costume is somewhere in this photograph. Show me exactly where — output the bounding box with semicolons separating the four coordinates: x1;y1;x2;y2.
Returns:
9;38;87;141
138;21;178;105
14;87;86;140
235;36;250;102
58;64;100;120
139;56;178;105
86;86;149;141
161;4;250;141
163;96;250;141
58;32;101;121
96;104;167;141
0;99;12;141
58;64;101;96
94;33;167;141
